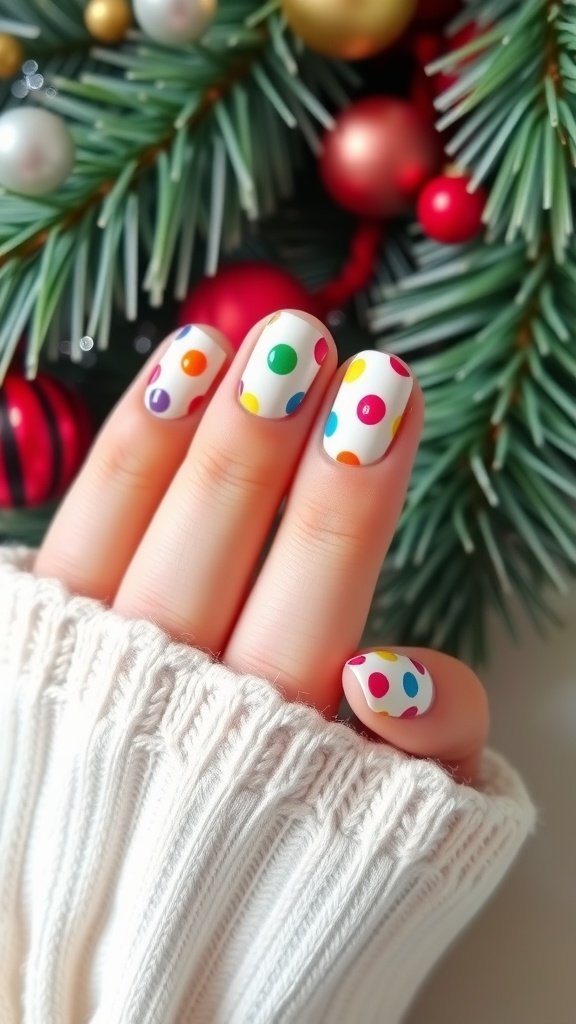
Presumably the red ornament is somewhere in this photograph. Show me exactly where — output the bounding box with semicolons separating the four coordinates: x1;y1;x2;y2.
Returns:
319;97;442;219
0;373;92;508
415;0;461;25
417;173;486;244
179;262;320;351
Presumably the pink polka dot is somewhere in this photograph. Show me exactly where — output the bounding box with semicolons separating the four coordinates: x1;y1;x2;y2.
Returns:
314;337;329;364
187;395;205;415
411;658;426;675
401;706;419;718
357;395;386;425
390;356;410;378
148;364;161;385
348;655;366;665
368;672;389;698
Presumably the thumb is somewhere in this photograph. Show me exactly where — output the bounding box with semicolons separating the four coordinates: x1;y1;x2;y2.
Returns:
341;648;490;786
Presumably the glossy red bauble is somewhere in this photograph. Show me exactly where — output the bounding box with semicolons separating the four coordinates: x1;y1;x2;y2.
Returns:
179;262;319;351
0;373;92;508
320;97;442;219
417;174;486;244
415;0;461;25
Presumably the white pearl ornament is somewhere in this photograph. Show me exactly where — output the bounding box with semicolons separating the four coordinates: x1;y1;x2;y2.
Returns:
0;107;75;196
133;0;216;45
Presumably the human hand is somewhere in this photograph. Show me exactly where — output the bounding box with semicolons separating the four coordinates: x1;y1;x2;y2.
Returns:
35;311;488;785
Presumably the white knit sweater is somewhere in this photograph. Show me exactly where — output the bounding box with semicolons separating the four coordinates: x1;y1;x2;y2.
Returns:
0;547;536;1024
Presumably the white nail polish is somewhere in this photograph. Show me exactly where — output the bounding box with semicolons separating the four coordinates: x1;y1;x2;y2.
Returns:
238;311;329;419
144;325;227;420
344;650;435;718
323;350;413;466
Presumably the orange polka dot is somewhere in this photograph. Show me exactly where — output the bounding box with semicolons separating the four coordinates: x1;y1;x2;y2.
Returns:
392;415;403;437
375;650;398;662
336;451;361;465
344;358;366;383
181;349;208;376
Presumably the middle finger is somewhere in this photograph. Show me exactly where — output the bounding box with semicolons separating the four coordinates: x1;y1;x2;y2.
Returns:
114;310;337;653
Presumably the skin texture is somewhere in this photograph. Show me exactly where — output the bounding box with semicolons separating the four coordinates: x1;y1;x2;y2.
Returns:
36;310;489;787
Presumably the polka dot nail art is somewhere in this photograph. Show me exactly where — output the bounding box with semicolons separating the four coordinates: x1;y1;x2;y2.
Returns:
323;350;413;466
343;650;435;718
144;325;227;420
238;312;329;419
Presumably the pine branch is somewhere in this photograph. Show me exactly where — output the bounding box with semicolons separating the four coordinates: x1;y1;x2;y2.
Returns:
0;3;352;377
428;0;576;261
368;235;576;659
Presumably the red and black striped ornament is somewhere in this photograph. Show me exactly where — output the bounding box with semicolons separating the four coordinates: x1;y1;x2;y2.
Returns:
0;374;92;508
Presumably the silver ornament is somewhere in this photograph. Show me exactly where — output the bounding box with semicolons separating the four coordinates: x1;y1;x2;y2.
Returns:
0;107;75;196
133;0;216;46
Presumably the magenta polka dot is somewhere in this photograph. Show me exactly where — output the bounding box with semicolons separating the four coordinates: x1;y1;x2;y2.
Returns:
238;380;244;396
400;706;418;719
148;364;161;385
390;356;410;377
411;658;426;675
348;655;366;666
357;394;386;425
314;337;329;364
368;672;389;699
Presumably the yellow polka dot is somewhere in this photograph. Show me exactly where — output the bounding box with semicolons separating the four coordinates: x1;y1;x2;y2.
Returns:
344;357;366;383
375;650;398;662
392;415;403;437
240;392;260;415
267;311;282;326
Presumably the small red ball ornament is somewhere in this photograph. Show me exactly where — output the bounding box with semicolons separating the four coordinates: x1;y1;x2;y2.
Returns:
417;173;486;244
179;262;320;350
415;0;461;25
320;97;442;219
0;373;92;508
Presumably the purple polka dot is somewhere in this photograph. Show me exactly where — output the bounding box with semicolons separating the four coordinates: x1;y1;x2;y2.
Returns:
238;380;244;396
357;395;386;425
348;655;366;665
176;324;192;339
148;388;170;413
368;672;389;698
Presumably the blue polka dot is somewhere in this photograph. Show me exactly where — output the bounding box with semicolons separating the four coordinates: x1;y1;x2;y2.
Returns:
286;391;305;414
325;410;338;437
403;672;419;698
176;324;192;339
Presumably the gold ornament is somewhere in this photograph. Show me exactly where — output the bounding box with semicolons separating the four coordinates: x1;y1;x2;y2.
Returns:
0;33;24;80
84;0;133;43
281;0;418;60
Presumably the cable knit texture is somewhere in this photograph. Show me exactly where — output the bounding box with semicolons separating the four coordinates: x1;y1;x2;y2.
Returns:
0;547;536;1024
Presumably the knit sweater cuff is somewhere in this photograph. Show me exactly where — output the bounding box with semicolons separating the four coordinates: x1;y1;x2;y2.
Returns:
0;547;536;1024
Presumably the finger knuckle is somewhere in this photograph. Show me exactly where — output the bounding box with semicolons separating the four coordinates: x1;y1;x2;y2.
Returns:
291;496;368;560
191;443;269;503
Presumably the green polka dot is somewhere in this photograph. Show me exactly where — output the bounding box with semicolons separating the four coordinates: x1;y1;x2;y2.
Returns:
267;344;298;375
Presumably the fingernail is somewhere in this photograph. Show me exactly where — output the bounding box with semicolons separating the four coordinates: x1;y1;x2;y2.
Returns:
323;351;413;466
238;311;329;419
144;325;227;420
343;650;434;717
